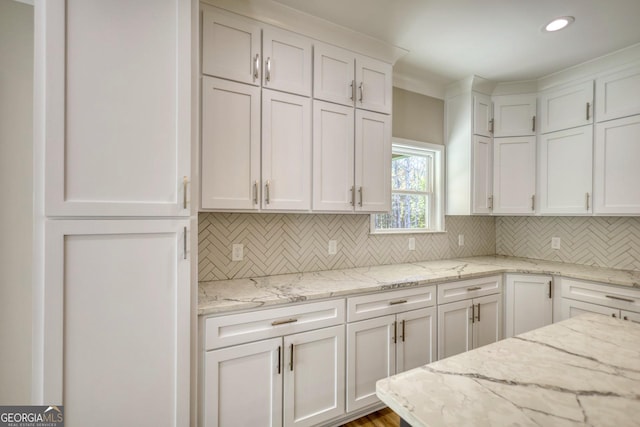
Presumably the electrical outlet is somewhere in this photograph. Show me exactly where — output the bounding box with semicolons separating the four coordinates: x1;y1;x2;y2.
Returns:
408;237;415;251
458;234;465;247
551;237;561;250
328;240;337;255
232;243;244;261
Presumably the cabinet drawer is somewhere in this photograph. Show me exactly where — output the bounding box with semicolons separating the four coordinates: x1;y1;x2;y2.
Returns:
560;277;640;312
205;299;345;350
438;276;502;304
347;286;436;322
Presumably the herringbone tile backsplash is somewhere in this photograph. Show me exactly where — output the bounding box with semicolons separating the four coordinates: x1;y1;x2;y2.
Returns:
199;214;496;281
496;216;640;271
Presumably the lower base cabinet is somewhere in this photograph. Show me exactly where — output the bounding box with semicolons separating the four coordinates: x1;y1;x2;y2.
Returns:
560;277;640;324
504;274;553;338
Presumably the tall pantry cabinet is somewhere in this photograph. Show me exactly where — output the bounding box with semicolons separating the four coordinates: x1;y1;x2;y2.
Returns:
33;1;193;426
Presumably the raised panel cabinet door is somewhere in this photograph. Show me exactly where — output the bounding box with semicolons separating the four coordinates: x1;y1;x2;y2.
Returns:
539;126;593;215
473;294;502;349
594;115;640;214
312;101;355;211
204;339;283;427
505;275;553;338
472;135;493;214
355;55;393;114
561;299;619;321
355;110;391;212
262;89;312;211
284;325;346;427
596;65;640;122
263;26;312;97
473;93;493;137
396;307;437;373
493;136;537;214
36;220;190;426
346;316;396;413
437;300;473;359
313;42;355;107
539;80;594;134
492;94;537;137
201;77;260;210
201;5;262;85
41;0;191;216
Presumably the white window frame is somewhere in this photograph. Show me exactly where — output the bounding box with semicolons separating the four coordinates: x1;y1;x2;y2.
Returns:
370;138;445;234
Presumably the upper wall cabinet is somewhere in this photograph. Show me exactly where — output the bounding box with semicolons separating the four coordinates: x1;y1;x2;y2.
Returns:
473;93;493;137
596;64;640;123
314;42;392;114
44;0;191;217
539;81;594;134
355;110;392;212
492;94;537;137
202;5;312;97
493;136;536;215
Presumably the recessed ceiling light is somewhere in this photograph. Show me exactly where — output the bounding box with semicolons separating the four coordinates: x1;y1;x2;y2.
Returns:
544;16;575;32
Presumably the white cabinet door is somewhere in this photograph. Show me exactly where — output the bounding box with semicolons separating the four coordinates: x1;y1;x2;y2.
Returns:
204;339;282;427
493;137;536;214
396;308;437;373
505;275;553;338
37;220;190;426
438;300;473;359
561;299;619;321
355;110;392;212
262;89;312;211
473;93;493;137
594;115;640;215
596;65;640;122
43;0;191;216
201;77;260;210
492;94;537;137
284;325;345;427
313;42;355;107
312;101;355;211
538;126;593;215
539;81;594;134
473;294;502;349
262;26;312;97
201;5;261;86
355;55;393;114
472;135;493;214
346;316;395;412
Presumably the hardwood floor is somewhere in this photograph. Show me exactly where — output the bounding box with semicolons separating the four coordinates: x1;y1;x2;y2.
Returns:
340;408;400;427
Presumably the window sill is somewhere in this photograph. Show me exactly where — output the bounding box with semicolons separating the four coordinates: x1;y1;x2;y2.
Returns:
369;228;447;236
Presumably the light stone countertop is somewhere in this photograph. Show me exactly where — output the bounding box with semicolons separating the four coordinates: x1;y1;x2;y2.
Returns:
376;313;640;427
198;256;640;316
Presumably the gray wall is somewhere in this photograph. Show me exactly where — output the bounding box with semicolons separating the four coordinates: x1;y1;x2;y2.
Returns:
392;87;444;144
0;0;34;404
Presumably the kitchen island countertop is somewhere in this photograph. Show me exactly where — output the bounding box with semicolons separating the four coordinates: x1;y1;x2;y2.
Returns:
376;313;640;426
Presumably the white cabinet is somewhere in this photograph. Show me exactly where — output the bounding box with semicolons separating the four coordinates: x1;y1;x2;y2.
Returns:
262;90;312;211
474;93;493;137
355;110;392;212
262;27;313;97
492;94;537;137
538;126;593;215
596;64;640;122
38;220;190;426
437;276;502;359
472;135;493;214
43;0;191;217
493;136;537;214
346;287;437;412
559;277;640;323
314;42;392;114
539;81;594;134
504;275;553;338
201;77;261;210
594;115;640;215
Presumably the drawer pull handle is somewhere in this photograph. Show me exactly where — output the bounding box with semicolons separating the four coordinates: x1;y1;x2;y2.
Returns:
467;286;481;291
389;299;408;306
272;318;298;326
605;295;635;303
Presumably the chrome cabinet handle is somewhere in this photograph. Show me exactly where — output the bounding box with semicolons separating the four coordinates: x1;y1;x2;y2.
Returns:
532;116;536;132
183;227;187;260
265;180;271;205
253;181;259;205
289;344;294;371
350;186;355;206
531;195;536;211
183;176;188;209
389;299;407;306
488;195;493;210
489;118;494;134
586;192;590;211
358;82;364;102
586;102;591;120
358;187;363;207
265;57;271;82
467;286;481;291
350;80;355;101
253;53;260;81
606;295;635;303
271;318;298;326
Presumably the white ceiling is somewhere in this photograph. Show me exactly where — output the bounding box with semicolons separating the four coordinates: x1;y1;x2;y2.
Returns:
272;0;640;88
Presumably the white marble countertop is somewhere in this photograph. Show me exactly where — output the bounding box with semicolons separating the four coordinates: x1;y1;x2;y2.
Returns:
376;313;640;426
198;256;640;316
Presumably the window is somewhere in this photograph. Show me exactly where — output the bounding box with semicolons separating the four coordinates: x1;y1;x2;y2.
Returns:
371;138;444;234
